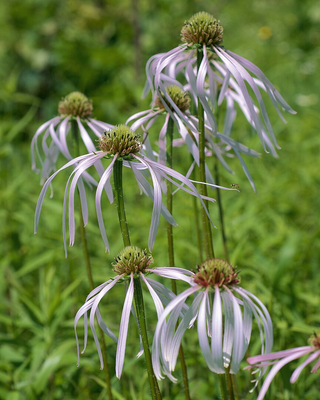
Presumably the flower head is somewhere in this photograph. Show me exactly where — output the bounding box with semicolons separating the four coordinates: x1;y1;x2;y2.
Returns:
34;125;222;255
193;258;240;287
181;12;223;47
155;85;191;113
113;246;153;275
152;258;273;380
129;83;260;190
31;91;113;187
74;246;193;378
58;92;93;119
246;330;320;400
99;124;142;157
144;12;295;158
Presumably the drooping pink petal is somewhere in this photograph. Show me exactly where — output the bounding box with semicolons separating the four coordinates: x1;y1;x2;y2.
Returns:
116;274;134;378
95;155;118;252
211;286;224;372
290;350;320;383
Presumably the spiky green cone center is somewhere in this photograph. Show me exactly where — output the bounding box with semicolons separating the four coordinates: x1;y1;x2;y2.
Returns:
113;246;153;275
181;12;223;47
99;125;142;157
156;86;191;113
58;91;93;119
193;258;240;288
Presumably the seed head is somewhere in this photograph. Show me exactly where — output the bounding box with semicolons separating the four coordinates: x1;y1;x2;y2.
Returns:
156;85;191;113
193;258;240;288
58;91;93;119
99;125;142;157
113;246;154;275
181;12;223;47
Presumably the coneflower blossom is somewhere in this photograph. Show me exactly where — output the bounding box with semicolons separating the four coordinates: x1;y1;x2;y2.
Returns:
246;330;320;400
31;91;113;191
74;246;193;378
152;258;273;380
127;85;199;166
131;84;261;190
145;12;295;153
35;125;229;254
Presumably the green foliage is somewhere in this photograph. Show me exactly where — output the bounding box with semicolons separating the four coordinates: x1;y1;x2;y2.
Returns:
1;0;319;399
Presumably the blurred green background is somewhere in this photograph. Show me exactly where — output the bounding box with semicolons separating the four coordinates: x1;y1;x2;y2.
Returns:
1;0;319;399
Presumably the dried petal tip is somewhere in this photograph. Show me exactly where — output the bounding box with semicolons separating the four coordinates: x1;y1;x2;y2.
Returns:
99;125;142;157
58;91;93;119
308;330;320;349
112;246;153;275
193;258;240;288
181;12;223;47
156;85;191;113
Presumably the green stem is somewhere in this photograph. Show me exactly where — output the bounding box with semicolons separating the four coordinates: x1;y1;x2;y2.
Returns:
71;120;113;400
197;50;215;261
214;156;229;262
166;117;191;400
113;159;131;247
213;79;236;400
226;367;235;400
166;117;175;271
218;375;229;400
113;157;161;399
213;91;235;399
133;277;162;400
231;374;241;400
192;154;204;261
196;52;234;400
212;91;229;262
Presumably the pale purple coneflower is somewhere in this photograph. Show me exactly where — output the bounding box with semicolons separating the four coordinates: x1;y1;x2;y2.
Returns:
145;12;295;153
74;246;193;379
246;330;320;400
145;56;277;158
131;84;261;190
31;91;113;193
127;85;200;168
152;258;273;380
34;124;221;255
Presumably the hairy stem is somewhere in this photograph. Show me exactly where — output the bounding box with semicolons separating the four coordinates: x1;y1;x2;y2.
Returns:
212;92;229;262
196;52;234;400
166;116;190;400
113;157;161;399
214;157;229;261
192;154;204;261
134;276;162;400
72;120;113;400
218;375;229;400
226;366;235;400
197;49;215;260
113;159;131;247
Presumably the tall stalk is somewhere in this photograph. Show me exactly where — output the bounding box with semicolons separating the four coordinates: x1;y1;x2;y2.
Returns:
191;153;204;261
197;50;215;261
196;50;235;400
214;155;229;262
113;158;162;400
166;117;190;400
71;120;113;400
213;96;229;262
113;159;131;247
